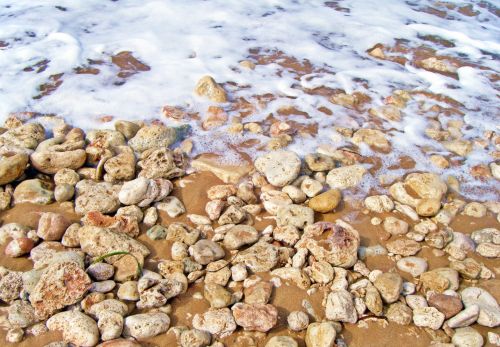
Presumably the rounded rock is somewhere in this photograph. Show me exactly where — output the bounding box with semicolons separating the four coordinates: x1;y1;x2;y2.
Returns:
308;189;341;213
287;311;309;331
123;312;170;339
254;150;301;187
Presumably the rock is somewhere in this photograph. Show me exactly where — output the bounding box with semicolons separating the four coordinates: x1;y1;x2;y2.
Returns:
325;289;357;323
103;146;136;181
396;257;428;277
30;261;91;319
427;292;463;319
46;311;99;347
206;199;225;220
461;287;500;327
0;153;28;185
446;305;480;328
180;329;212;347
75;180;120;214
37;212;71;241
88;299;128;319
98;311;124;341
386;302;412;325
232;242;279;272
143;207;158;226
87;263;115;281
383;217;409;235
273;225;300;246
128;125;177;152
0;123;45;150
364;285;383;316
326;165;367;190
301;177;323;197
352;128;390;150
471;228;500;244
207;184;236;200
232;303;278;332
138;148;179;179
283;185;307;204
223;225;259;250
450;258;481;280
13;179;54;205
287;311;309;331
386;238;421;256
305;153;335;171
189;240;225;265
445;232;475;260
266;336;298;347
31;148;86;174
301;220;359;268
156;196;186;218
123;312;170;339
452;327;484;347
54;168;80;186
8;300;37;328
244;281;273;305
6;327;23;343
413;307;445;330
195;75;227;103
0;270;22;303
78;226;150;262
54;183;74;202
83;211;140;238
308;189;341;213
420;268;459;293
276;204;314;229
218;205;246;225
118;177;149;205
364;195;394;213
117;281;139;301
443;139;472;157
373;273;402;304
405;172;447;201
115;120;141;139
91;280;116;293
192;308;236;338
271;267;310;289
261;190;293;214
146;225;167;240
204;283;233;308
5;237;34;257
476;243;500;258
254;150;301;187
305;322;337;347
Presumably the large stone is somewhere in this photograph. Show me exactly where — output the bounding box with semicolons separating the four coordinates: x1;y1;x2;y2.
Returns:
128;125;177;152
232;242;279;272
254;150;301;187
47;311;99;347
326;165;367;190
123;312;170;339
13;179;54;205
192;308;236;338
405;172;447;201
451;327;484;347
31;149;86;174
0;123;45;150
232;303;278;332
75;180;120;214
30;261;91;319
0;153;28;185
461;287;500;327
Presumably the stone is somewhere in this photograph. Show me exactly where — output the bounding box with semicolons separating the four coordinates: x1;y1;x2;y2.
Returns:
232;242;279;272
305;153;335;171
192;308;236;338
364;195;394;213
54;168;80;186
78;226;150;262
364;285;383;316
416;198;441;217
266;336;298;347
301;220;360;268
195;75;227;102
206;199;225;220
270;267;310;289
254;150;301;187
115;120;141;139
31;149;86;174
223;225;259;250
87;263;115;281
461;287;500;327
386;302;412;325
189;240;225;265
91;280;116;293
445;232;475;260
46;311;99;347
301;177;323;197
450;258;481;280
307;261;334;284
88;299;128;319
75;180;120;214
37;212;71;241
0;153;28;185
13;179;54;205
8;300;37;328
396;257;428;277
283;185;307;204
427;292;463;319
180;329;212;347
446;305;480;328
373;273;403;304
6;327;23;343
244;281;273;305
420;268;459;293
413;307;445;330
352;128;390;150
207;184;236;200
30;261;91;319
156;196;186;218
452;327;483;347
325;289;357;323
83;211;140;238
276;204;314;229
232;303;278;332
405;172;447;201
476;243;500;258
261;190;293;215
308;189;341;213
326;165;367;189
98;311;124;341
204;283;233;308
383;216;409;235
218;205;246;225
5;237;34;257
117;281;139;301
287;311;309;331
386;238;421;256
123;312;170;339
471;227;500;244
104;146;136;181
273;225;301;246
128;125;177;152
305;322;337;347
138;148;179;179
54;183;74;202
147;225;167;240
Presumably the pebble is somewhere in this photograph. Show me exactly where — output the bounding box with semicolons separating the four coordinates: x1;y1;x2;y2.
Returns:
244;281;273;305
476;242;500;258
75;180;120;214
276;204;314;229
305;153;335;171
143;207;158;226
54;183;75;202
232;303;278;332
91;280;116;293
128;125;177;152
325;289;358;323
46;311;99;347
386;302;413;325
308;189;341;213
383;216;409;235
192;308;236;338
54;168;80;186
254;150;301;187
305;322;337;347
13;179;54;205
87;263;115;281
364;195;394;213
180;329;212;347
189;240;225;265
231;264;248;281
232;242;279;273
282;185;307;204
420;268;460;293
8;300;37;328
204;283;233;308
0;153;29;185
98;311;124;341
146;225;167;240
300;177;323;197
427;292;463;319
266;336;298;347
416;198;441;217
194;75;227;102
123;312;170;339
461;287;500;327
326;164;367;190
6;327;24;343
373;272;402;304
386;238;421;256
5;237;34;257
287;311;309;331
451;327;484;347
396;256;428;277
117;281;139;301
413;307;445;330
156;196;186;218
